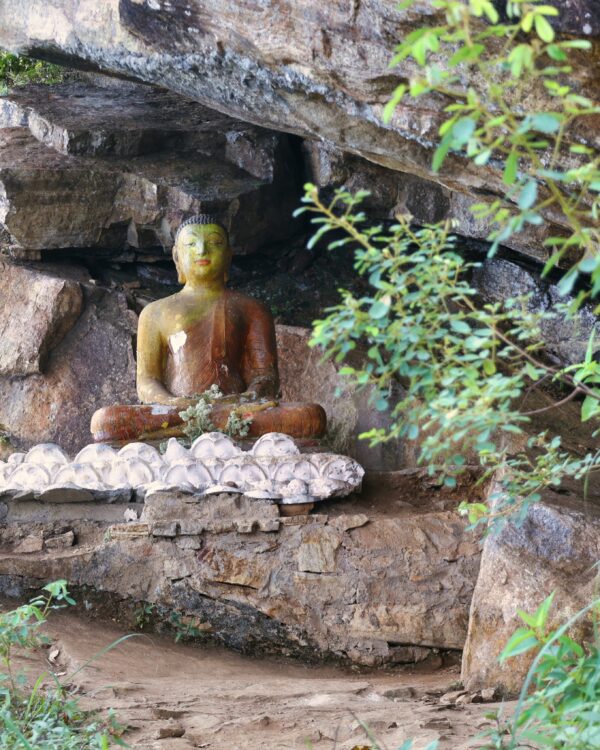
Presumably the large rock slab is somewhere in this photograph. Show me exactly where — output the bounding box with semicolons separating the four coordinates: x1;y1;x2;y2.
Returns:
0;80;234;157
0;474;482;665
0;1;597;266
462;490;600;695
0;260;83;375
0;265;137;453
0;82;300;257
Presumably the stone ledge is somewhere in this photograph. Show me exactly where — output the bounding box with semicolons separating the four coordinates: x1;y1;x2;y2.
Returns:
0;473;482;666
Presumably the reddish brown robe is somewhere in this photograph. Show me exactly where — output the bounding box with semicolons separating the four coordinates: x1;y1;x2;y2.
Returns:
163;291;279;399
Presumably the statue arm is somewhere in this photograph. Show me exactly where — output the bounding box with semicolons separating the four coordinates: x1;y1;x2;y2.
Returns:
136;305;185;406
241;301;280;399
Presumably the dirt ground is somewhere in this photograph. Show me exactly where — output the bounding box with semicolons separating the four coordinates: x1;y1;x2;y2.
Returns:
11;610;512;750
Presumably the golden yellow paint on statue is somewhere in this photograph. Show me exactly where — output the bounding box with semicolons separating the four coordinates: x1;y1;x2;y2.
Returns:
90;216;326;443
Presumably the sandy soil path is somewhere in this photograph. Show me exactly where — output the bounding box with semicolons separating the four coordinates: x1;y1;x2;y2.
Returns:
8;610;512;750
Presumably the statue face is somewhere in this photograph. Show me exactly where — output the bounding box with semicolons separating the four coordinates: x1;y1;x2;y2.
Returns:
174;224;231;284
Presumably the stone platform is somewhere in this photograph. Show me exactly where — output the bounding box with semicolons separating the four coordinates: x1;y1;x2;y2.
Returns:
0;469;483;666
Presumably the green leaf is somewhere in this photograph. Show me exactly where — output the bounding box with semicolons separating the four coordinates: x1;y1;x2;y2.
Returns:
369;295;392;319
382;84;406;124
535;14;555;42
581;394;600;422
503;150;518;185
529;113;561;134
432;131;453;173
451;117;476;145
449;43;484;66
518;180;538;210
450;319;471;334
483;359;497;375
500;627;539;661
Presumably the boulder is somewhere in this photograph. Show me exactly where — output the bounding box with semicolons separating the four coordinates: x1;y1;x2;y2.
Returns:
473;258;600;367
0;260;83;376
0;265;137;453
462;489;600;695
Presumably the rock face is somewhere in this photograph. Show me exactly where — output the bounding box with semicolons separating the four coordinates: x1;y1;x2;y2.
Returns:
0;81;301;257
0;262;137;453
0;471;483;665
0;261;83;376
0;1;598;267
473;258;600;367
462;490;600;694
277;325;412;470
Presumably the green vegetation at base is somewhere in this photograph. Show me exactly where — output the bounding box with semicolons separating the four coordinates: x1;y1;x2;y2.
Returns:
0;581;126;749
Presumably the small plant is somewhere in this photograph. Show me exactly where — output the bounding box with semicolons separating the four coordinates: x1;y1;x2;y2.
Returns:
224;408;253;439
133;602;155;631
168;611;205;643
178;384;254;441
482;593;600;749
0;580;126;748
385;0;600;307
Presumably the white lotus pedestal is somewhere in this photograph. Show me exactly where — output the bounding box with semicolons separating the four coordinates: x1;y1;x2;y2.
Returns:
0;432;364;518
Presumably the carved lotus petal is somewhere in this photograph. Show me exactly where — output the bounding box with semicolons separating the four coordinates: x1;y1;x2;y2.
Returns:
8;464;51;490
7;452;25;465
310;477;339;498
200;458;224;481
186;463;213;489
246;478;276;493
163;438;190;465
74;443;117;465
221;462;266;489
251;433;300;458
162;464;190;487
190;433;242;460
55;463;103;490
272;458;318;483
24;443;70;466
118;442;163;468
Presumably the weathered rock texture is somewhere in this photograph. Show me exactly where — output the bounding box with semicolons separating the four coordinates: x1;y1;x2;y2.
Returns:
0;471;483;665
0;261;83;376
0;1;598;266
462;489;600;694
0;81;301;257
0;262;137;453
277;325;411;470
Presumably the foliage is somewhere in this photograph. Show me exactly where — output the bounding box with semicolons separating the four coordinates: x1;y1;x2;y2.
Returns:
0;581;125;749
178;384;254;441
386;0;600;308
482;594;600;749
297;185;600;528
0;51;64;94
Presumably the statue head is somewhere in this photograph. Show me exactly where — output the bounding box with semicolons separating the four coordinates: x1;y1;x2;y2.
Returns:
173;214;231;286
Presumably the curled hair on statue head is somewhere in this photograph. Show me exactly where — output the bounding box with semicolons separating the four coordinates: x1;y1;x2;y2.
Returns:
174;214;228;242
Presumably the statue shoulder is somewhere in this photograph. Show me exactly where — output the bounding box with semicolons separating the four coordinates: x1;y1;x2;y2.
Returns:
138;297;168;324
226;290;273;318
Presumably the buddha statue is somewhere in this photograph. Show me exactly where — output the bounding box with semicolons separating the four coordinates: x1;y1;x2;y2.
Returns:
90;215;327;444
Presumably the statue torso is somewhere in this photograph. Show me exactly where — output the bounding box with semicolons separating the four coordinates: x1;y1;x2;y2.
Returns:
159;290;276;398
